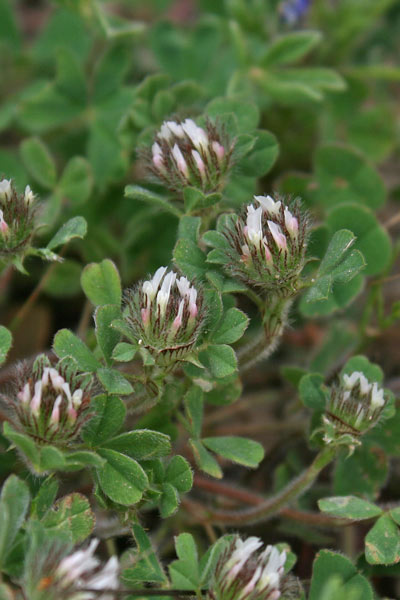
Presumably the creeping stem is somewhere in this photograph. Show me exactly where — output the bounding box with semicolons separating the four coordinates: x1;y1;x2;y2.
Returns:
205;446;336;526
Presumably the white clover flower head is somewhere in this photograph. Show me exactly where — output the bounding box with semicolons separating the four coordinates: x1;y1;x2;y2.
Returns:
222;193;307;294
148;117;233;198
214;536;287;600
0;178;11;200
125;268;205;365
56;539;119;600
254;194;281;215
0;178;37;258
324;370;387;447
3;356;93;452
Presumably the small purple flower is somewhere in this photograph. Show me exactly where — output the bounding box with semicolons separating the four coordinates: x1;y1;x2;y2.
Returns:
279;0;311;25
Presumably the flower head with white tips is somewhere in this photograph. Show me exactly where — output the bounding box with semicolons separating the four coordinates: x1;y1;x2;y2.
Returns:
125;268;206;366
208;536;288;600
0;178;37;259
0;355;93;461
220;194;308;294
147;117;234;200
24;537;120;600
323;369;389;449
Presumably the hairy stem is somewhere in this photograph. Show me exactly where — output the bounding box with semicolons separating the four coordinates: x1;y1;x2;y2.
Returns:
238;296;293;373
193;474;350;528
204;446;336;526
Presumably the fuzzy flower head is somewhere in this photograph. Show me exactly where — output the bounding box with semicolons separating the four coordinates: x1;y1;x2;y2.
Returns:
148;118;234;198
0;355;93;449
0;178;36;259
223;195;307;294
124;267;206;366
323;371;388;449
24;537;119;600
208;536;287;600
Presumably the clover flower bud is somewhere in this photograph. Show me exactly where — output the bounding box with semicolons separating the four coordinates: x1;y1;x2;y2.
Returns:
222;195;307;295
0;178;36;259
24;537;119;600
208;536;287;600
0;355;93;449
124;267;205;366
147;117;234;198
24;184;35;205
323;371;387;448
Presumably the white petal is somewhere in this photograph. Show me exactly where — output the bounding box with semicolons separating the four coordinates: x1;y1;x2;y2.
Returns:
254;195;281;215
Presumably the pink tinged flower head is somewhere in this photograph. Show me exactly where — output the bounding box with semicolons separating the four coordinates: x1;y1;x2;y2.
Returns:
245;205;263;246
152;142;164;170
172;144;189;178
30;381;42;415
182;118;209;151
212;140;225;161
192;149;206;177
0;179;11;200
143;266;167;307
24;185;35;206
156;270;177;317
268;221;287;250
254;195;281;215
0;209;9;234
284;208;298;236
